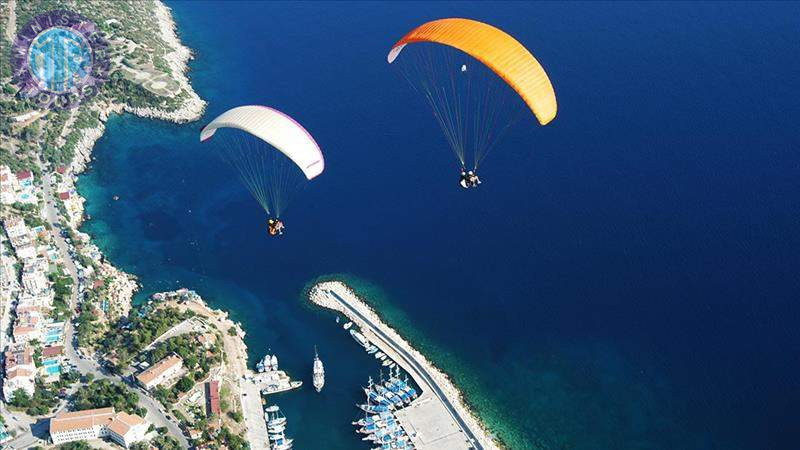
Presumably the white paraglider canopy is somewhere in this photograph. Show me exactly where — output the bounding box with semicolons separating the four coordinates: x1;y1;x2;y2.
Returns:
200;105;324;180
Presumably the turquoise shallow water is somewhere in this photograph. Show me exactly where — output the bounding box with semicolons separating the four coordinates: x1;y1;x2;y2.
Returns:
76;2;800;449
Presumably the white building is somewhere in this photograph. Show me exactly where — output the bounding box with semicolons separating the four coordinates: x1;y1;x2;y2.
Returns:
21;262;49;294
13;242;37;261
106;411;149;448
0;251;19;290
135;353;184;390
17;289;54;309
49;407;149;448
2;344;36;401
0;165;18;204
12;306;44;344
3;216;28;241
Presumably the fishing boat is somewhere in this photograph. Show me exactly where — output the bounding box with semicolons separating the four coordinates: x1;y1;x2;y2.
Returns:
358;403;391;413
386;375;417;400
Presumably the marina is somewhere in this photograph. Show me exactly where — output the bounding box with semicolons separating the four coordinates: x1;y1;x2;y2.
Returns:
354;370;417;449
310;281;498;450
239;351;303;449
253;353;303;395
265;405;294;450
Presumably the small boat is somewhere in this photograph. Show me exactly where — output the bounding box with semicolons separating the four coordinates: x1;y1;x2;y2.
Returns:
268;416;287;427
266;405;293;450
267;421;286;434
382;359;393;367
366;345;378;354
375;352;385;359
343;321;353;330
350;329;369;348
358;403;390;413
358;423;379;434
258;352;277;372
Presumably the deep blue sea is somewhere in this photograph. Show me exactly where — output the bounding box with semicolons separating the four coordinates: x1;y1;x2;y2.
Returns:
77;2;800;449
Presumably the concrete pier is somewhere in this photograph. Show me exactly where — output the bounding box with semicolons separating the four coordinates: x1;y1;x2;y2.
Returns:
310;281;499;450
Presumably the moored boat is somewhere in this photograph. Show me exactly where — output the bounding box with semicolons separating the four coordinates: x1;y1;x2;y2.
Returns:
350;329;369;347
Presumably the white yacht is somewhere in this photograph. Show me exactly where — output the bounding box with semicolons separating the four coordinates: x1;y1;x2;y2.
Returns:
313;346;325;393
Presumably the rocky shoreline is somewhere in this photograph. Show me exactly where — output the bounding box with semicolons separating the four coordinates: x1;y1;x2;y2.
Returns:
61;1;207;315
122;1;206;123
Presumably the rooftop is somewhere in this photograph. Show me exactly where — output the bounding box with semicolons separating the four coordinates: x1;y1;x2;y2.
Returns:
49;407;115;434
136;354;183;385
42;346;64;358
206;380;220;415
49;407;147;436
4;345;33;368
106;411;145;436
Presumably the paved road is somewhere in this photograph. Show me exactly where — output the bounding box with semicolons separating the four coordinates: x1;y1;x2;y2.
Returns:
326;289;482;450
141;317;198;353
239;376;269;450
37;170;190;448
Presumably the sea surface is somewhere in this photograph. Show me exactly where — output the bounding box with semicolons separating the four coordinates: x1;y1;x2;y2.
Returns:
77;2;800;449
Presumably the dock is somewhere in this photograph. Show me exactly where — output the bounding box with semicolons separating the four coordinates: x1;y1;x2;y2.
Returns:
239;373;269;450
239;368;301;450
311;282;499;450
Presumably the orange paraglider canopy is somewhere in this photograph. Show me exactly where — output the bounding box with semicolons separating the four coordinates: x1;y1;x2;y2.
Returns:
388;18;557;126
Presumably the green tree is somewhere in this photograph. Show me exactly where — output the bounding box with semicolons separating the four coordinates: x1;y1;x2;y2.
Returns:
176;375;193;393
72;379;139;415
9;389;31;408
152;435;181;450
59;441;92;450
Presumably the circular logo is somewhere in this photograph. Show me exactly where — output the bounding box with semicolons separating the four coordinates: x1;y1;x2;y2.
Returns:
11;10;110;110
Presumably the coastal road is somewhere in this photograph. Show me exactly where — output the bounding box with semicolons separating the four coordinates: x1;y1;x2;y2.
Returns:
40;170;102;380
38;170;191;449
325;289;483;450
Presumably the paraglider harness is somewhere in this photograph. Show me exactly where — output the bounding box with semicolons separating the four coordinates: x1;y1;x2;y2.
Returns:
459;167;481;189
267;218;285;236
